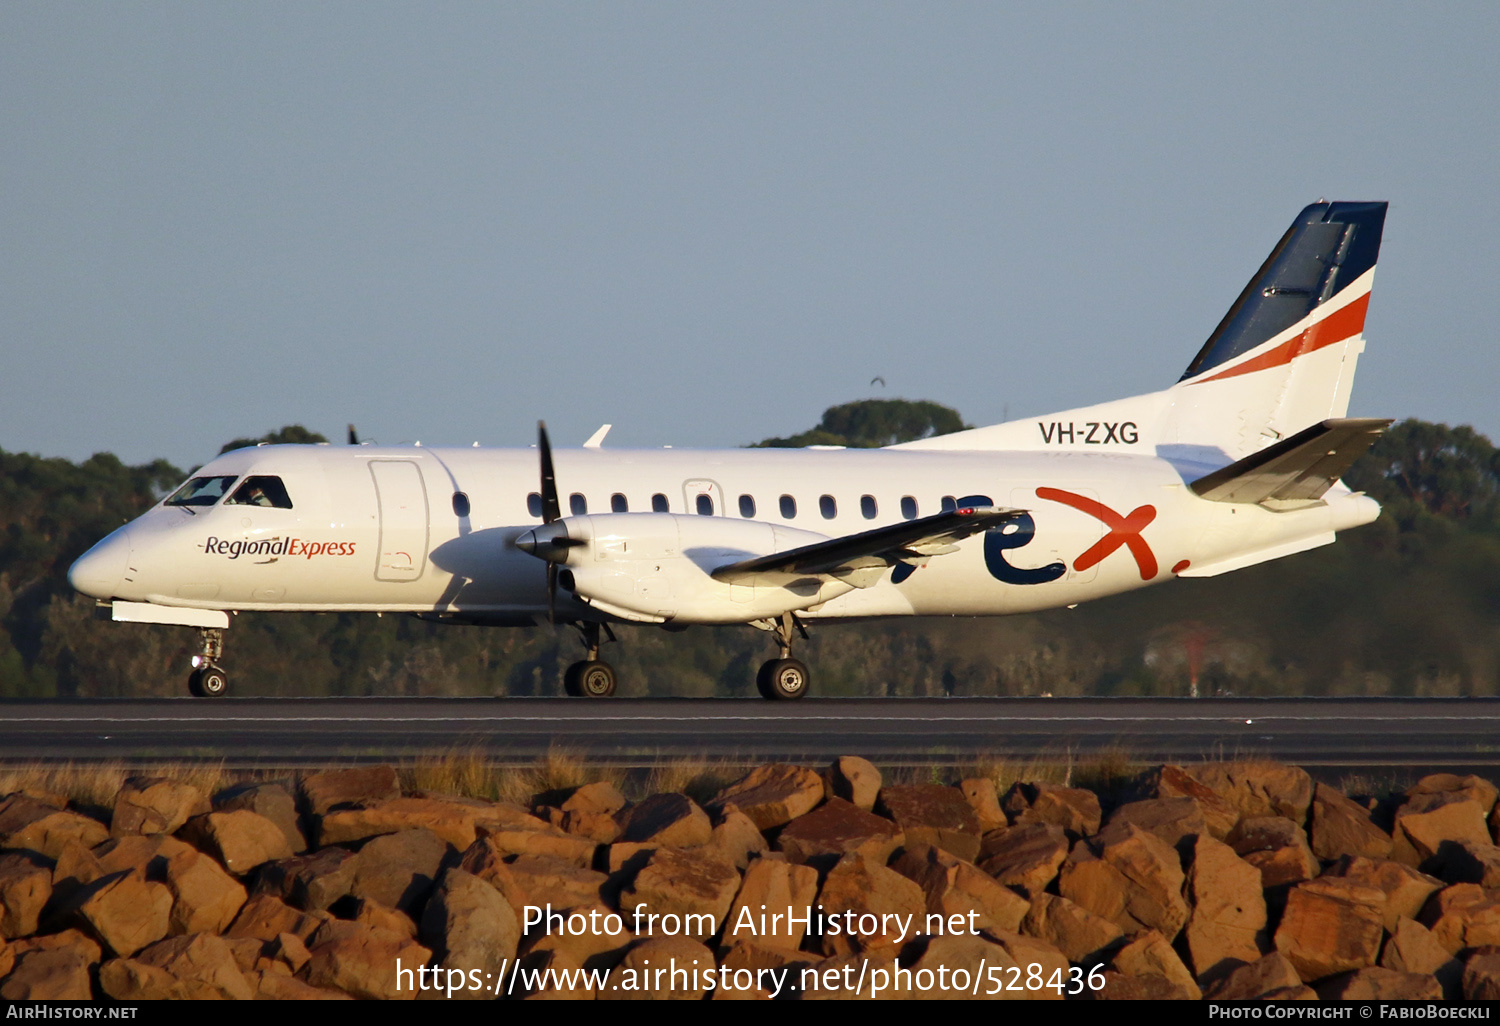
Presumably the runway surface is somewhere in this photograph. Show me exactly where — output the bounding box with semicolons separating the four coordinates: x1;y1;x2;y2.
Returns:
1;696;1499;766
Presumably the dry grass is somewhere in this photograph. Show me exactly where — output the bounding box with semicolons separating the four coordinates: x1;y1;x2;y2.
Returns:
0;761;235;811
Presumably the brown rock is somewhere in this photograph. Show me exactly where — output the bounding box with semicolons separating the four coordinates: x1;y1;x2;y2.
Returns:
621;847;740;939
0;853;51;937
213;782;307;853
708;808;769;870
253;972;354;1000
1393;798;1491;868
183;809;294;875
1094;971;1196;1000
466;827;596;867
1101;797;1207;853
127;933;254;999
303;919;432;1000
606;936;716;999
1090;824;1188;939
1434;838;1500;887
165;848;246;935
816;851;925;956
253;846;357;911
775;797;903;870
1153;765;1239;839
10;928;102;964
1325;855;1444;930
722;855;819;950
0;794;108;859
710;764;824;831
1111;929;1201;999
1421;884;1500;954
1274;878;1385;982
1188;762;1314;823
824;757;881;811
1464;948;1500;1000
1013;783;1102;840
98;957;186;1000
906;934;1015;1000
465;850;606;912
299;766;401;817
1229;816;1320;889
1202;952;1305;999
977;822;1068;897
93;833;193;878
959;778;1006;834
877;784;982;861
1242;845;1317;892
349;827;452;915
1323;966;1442;1000
353;898;416;938
319;796;522;850
111;777;208;838
891;843;1029;933
1410;773;1499;816
984;931;1070;1000
224;893;329;943
513;948;597;1000
419;868;519;999
271;931;311;973
559;781;628;816
616;793;712;848
520;902;635;972
1022;892;1124;964
549;808;621;845
51;839;104;905
797;952;897;1000
1310;783;1393;861
1;948;94;1000
1381;917;1462;997
1183;835;1266;981
77;871;173;957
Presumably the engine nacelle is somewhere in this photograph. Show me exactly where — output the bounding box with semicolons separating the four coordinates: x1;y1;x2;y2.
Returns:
521;513;856;624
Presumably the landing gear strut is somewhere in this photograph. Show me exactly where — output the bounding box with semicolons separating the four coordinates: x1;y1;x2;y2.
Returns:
563;621;617;698
188;628;228;698
757;612;810;701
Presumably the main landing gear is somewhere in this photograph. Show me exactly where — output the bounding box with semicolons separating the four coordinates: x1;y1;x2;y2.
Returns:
188;628;228;698
757;612;810;701
563;621;617;698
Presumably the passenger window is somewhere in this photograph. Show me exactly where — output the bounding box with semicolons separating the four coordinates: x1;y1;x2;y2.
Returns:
696;493;715;516
940;495;957;513
226;476;293;509
860;495;877;519
452;492;471;518
901;496;918;520
779;495;797;519
651;493;669;512
527;492;543;518
819;495;837;519
611;493;628;513
570;493;588;516
739;494;756;518
167;475;238;508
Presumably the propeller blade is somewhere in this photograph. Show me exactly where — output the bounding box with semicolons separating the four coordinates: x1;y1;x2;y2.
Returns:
347;423;359;445
547;562;557;625
538;421;562;525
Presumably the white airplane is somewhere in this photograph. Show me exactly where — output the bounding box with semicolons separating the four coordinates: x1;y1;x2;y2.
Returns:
70;201;1391;701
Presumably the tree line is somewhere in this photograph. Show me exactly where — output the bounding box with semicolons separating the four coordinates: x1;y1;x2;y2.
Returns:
2;406;1497;699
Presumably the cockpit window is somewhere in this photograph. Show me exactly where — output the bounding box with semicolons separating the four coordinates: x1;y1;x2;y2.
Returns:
165;476;238;507
226;476;294;509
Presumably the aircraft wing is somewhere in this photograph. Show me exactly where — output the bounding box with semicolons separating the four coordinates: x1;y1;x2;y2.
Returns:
712;506;1026;586
1190;417;1392;509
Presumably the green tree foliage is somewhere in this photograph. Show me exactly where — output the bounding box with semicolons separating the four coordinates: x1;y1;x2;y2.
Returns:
3;417;1499;699
219;425;330;454
753;399;969;448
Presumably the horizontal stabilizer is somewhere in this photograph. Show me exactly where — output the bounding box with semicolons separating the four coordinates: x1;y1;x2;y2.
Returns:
713;506;1025;585
1190;418;1391;508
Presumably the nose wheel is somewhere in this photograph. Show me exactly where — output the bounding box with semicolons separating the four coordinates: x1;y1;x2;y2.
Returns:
187;628;228;698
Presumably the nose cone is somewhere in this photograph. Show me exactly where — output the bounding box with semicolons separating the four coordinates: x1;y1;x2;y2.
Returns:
68;528;131;599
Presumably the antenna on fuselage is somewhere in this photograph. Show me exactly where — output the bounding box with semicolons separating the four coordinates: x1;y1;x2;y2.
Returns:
347;424;359;445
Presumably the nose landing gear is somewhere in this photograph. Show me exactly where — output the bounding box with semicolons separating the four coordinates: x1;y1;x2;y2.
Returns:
188;628;228;698
756;612;810;700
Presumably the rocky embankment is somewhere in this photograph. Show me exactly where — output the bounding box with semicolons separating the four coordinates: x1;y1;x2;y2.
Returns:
0;759;1498;999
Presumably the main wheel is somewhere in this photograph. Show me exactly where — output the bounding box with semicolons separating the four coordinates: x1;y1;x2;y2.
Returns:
575;660;616;698
760;658;809;700
197;664;228;697
563;662;584;697
755;661;774;699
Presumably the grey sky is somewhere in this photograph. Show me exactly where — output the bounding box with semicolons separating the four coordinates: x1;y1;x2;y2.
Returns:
3;3;1496;469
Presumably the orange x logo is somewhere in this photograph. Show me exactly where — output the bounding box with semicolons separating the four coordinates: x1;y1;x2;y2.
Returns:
1036;487;1159;580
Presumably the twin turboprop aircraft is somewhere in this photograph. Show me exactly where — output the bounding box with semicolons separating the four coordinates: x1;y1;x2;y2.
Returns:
69;201;1392;700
